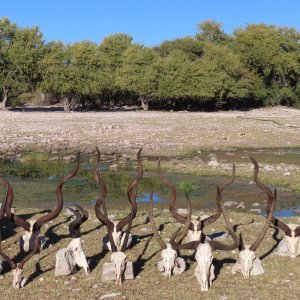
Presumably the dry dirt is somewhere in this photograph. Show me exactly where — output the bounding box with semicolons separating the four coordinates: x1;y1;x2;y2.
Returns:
0;106;300;156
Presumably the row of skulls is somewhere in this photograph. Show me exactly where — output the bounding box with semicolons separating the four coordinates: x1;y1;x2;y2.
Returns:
0;150;299;292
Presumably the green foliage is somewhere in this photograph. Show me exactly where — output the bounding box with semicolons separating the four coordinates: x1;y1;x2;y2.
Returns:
0;17;45;107
178;181;197;194
1;17;300;111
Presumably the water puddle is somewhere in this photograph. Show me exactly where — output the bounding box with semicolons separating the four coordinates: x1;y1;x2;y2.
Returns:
0;149;300;216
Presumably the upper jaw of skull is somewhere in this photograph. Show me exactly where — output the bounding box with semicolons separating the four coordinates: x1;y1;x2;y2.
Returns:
240;247;256;279
111;251;127;284
195;243;213;291
161;243;177;277
67;238;89;275
12;267;23;289
286;231;299;258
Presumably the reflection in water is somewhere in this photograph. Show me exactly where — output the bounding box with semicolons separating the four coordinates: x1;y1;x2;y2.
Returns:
137;192;165;203
0;154;300;216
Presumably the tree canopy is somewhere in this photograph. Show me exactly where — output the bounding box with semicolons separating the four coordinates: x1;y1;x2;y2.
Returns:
1;17;300;111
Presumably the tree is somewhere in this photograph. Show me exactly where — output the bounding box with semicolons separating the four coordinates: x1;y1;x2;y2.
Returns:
99;33;133;106
234;24;300;105
155;37;203;60
196;20;229;44
0;18;45;109
189;42;264;108
117;44;159;110
40;41;104;111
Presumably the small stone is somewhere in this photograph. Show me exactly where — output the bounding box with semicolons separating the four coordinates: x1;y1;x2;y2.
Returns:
236;202;245;209
92;283;100;289
0;275;4;280
99;293;121;299
39;277;45;282
249;209;262;214
284;172;291;176
64;280;70;285
252;202;260;207
207;160;220;168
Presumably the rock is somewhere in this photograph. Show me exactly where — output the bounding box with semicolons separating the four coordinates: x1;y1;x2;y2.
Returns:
252;202;260;207
177;208;188;214
39;277;45;282
236;202;245;209
249;209;262;214
102;262;134;281
224;201;238;207
109;164;118;171
207;160;220;168
92;284;100;289
99;293;121;300
284;172;291;176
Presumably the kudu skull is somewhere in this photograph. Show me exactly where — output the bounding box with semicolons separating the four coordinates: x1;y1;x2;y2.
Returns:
170;185;239;291
158;160;236;243
55;204;89;276
94;147;143;284
250;156;300;258
149;190;190;277
231;156;276;279
0;153;80;288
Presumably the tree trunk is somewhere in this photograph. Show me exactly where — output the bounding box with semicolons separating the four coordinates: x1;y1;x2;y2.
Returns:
140;96;149;111
63;96;77;112
0;88;8;110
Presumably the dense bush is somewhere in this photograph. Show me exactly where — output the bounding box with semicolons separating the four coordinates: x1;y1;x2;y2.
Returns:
0;18;299;111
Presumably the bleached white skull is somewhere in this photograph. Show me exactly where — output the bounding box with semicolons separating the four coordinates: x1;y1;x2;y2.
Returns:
111;251;127;284
103;222;132;251
161;243;177;277
12;267;24;289
285;225;300;258
186;218;201;242
239;247;256;279
195;243;214;291
67;238;89;275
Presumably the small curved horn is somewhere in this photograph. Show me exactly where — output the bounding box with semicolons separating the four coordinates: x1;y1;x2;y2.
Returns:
0;177;31;231
197;163;236;231
68;204;88;238
250;156;292;237
33;153;80;231
116;148;143;232
158;160;187;225
249;189;276;252
149;191;167;250
93;147;116;252
209;185;239;251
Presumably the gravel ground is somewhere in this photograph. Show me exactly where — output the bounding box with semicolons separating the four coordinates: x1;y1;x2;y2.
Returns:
0;106;300;157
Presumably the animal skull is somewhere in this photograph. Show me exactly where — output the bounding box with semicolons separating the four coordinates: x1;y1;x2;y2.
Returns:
67;238;89;274
283;225;300;258
194;243;215;291
186;218;201;242
103;222;132;251
19;220;38;252
12;267;25;289
160;243;177;277
110;251;127;284
239;247;256;279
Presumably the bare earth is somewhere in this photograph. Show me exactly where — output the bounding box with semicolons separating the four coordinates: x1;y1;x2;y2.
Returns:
0;106;300;156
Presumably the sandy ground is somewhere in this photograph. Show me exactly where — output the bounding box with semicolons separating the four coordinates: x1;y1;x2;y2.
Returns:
0;106;300;157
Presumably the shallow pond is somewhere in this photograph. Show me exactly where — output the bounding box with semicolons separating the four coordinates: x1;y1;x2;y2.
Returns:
1;151;300;216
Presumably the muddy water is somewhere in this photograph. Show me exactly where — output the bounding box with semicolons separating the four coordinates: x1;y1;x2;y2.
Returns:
1;160;300;216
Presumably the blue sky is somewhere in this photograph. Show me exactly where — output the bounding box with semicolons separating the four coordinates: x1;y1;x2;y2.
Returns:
1;1;300;46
